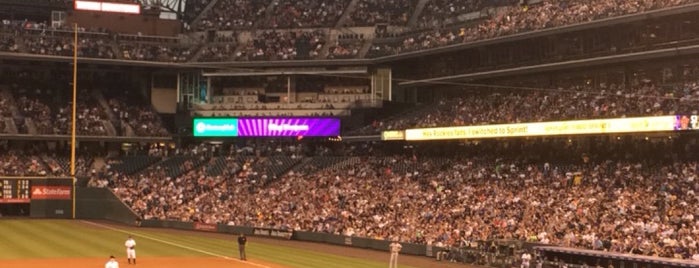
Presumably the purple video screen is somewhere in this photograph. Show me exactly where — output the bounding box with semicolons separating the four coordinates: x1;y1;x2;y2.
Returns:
237;117;341;137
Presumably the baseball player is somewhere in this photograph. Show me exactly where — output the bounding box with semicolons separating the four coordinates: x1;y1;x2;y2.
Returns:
521;251;532;268
389;239;402;268
238;234;247;261
125;235;136;265
105;255;119;268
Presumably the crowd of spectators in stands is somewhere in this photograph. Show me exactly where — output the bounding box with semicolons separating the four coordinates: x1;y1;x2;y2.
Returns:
0;150;54;176
237;30;326;61
416;0;518;28
346;0;413;26
266;0;347;28
198;44;235;62
354;78;699;134
1;81;169;136
327;40;362;59
0;149;93;177
0;93;11;133
370;0;698;56
0;34;18;52
16;95;53;134
120;43;192;62
0;0;695;62
108;98;170;137
56;102;109;136
196;0;270;31
100;139;699;260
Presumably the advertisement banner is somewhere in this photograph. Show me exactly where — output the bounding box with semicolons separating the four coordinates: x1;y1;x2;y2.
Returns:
252;228;293;240
381;130;405;141
31;186;72;200
238;117;340;137
193;222;217;232
405;116;677;141
674;115;699;130
193;118;239;137
193;117;341;137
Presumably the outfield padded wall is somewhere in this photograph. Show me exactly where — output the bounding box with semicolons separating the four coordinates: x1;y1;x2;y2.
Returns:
75;187;139;225
139;220;441;257
29;178;73;219
30;199;72;218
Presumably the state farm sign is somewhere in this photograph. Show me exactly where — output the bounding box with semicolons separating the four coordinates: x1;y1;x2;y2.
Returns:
31;186;72;200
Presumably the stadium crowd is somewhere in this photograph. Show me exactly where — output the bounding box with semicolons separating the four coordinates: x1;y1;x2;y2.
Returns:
237;30;326;61
369;0;698;57
416;0;518;29
195;0;270;31
99;139;699;260
0;0;695;62
265;0;347;28
346;0;413;26
354;78;699;134
1;81;169;136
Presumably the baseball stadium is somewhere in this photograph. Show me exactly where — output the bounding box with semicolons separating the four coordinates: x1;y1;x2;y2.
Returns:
1;0;699;268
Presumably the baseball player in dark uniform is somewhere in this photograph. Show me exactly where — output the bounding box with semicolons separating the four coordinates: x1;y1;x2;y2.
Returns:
238;234;247;261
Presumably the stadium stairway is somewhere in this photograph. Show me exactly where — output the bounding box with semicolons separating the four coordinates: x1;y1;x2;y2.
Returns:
329;156;361;170
246;155;301;186
92;90;119;126
1;117;17;134
204;155;250;177
188;0;221;30
24;118;37;135
336;0;361;28
357;39;373;58
407;0;431;28
0;88;21;120
257;0;279;31
188;44;210;62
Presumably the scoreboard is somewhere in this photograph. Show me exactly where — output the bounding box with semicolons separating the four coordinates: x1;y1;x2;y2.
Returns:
0;179;31;203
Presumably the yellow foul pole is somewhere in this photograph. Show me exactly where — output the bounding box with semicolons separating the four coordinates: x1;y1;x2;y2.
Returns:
71;23;78;219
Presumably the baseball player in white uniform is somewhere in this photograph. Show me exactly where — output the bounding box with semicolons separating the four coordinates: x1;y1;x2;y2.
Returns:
521;251;532;268
105;255;119;268
125;235;137;265
389;240;402;268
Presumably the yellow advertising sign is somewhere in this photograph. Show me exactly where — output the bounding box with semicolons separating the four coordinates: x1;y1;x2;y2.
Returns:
404;116;677;141
381;130;405;140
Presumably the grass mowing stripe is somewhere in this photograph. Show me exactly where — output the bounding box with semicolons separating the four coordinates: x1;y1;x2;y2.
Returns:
33;220;120;257
100;228;235;257
135;230;384;268
0;221;44;259
80;221;271;268
132;230;235;255
1;220;65;258
78;224;398;268
249;244;383;268
136;228;414;268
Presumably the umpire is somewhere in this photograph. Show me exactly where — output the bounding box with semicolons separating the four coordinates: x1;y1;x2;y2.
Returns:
238;234;247;261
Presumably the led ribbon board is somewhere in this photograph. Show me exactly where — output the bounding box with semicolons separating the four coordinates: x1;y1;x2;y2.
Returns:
405;116;679;141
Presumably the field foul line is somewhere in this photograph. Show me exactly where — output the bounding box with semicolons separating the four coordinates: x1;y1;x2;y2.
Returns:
80;220;270;268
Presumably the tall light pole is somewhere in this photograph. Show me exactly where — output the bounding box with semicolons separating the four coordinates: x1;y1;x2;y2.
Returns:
71;23;78;219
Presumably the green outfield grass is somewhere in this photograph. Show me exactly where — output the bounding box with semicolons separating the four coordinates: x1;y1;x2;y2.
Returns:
0;219;417;268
